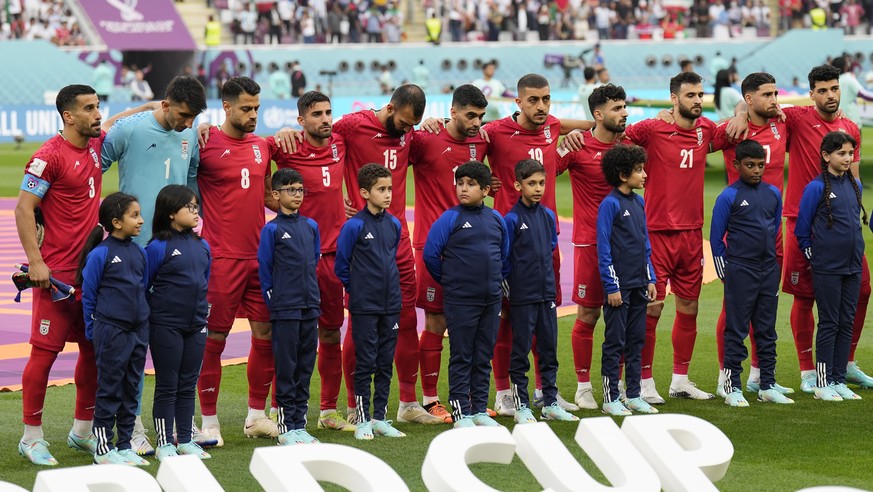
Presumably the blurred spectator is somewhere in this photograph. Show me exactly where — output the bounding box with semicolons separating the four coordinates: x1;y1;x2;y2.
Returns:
597;67;611;84
328;3;344;43
92;60;113;102
205;14;221;47
379;65;394;95
709;51;730;79
840;0;864;34
268;62;291;99
833;54;873;127
300;9;316;43
412;59;430;91
472;60;508;122
366;5;383;42
577;67;598;120
680;59;694;72
130;70;154;101
714;68;741;120
425;11;441;44
214;63;231;96
291;61;307;97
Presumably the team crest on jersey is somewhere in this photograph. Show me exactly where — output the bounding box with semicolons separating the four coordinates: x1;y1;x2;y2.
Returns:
427;287;436;302
578;284;587;299
252;145;262;164
769;122;781;140
39;319;50;335
695;128;703;146
469;144;477;160
181;140;189;159
790;271;799;285
331;143;339;162
399;134;407;147
544;126;553;144
89;148;99;167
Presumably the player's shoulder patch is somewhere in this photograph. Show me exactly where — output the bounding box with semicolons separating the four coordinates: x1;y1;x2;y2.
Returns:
27;157;49;177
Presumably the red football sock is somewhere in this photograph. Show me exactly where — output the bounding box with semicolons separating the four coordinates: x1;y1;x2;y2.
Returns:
716;302;726;368
342;327;356;408
672;311;697;375
270;375;277;410
419;330;443;398
247;337;274;410
749;326;759;368
641;315;658;379
532;338;543;389
198;337;226;416
74;341;97;421
790;296;815;372
395;306;419;402
21;346;58;426
571;319;595;383
318;339;342;411
492;316;512;391
850;283;870;362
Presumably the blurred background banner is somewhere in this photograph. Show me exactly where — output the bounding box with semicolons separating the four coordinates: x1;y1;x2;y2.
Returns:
76;0;196;50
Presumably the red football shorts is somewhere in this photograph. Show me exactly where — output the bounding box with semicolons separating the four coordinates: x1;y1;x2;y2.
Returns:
415;248;443;313
572;245;605;308
650;229;704;301
397;233;417;308
317;253;345;330
206;258;270;333
29;269;87;352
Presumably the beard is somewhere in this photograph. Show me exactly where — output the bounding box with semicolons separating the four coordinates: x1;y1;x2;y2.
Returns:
602;118;626;134
677;103;701;120
385;115;406;138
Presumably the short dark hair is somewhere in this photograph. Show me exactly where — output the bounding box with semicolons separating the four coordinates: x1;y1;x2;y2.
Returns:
390;84;426;118
583;67;596;80
588;84;627;116
452;84;488;109
601;144;647;187
222;76;261;101
514;159;545;181
455;161;491;189
483;60;497;70
152;184;200;242
297;91;331;115
734;139;766;162
741;72;776;95
56;84;96;116
680;60;693;69
807;64;841;90
517;73;549;94
272;167;303;189
358;163;392;191
831;56;849;74
165;76;207;114
669;71;703;95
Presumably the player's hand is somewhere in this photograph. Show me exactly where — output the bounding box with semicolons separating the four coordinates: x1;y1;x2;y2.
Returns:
420;118;445;134
560;129;585;152
490;175;502;193
479;127;490;143
607;291;622;307
646;284;656;301
344;195;358;218
725;113;750;140
197;123;212;148
275;127;303;154
776;107;787;122
28;261;51;289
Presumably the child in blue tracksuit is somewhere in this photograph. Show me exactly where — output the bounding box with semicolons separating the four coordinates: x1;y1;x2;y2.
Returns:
596;145;658;417
258;169;322;445
80;192;150;466
710;140;791;407
796;131;867;402
504;159;579;424
146;185;213;461
424;160;510;428
335;163;405;440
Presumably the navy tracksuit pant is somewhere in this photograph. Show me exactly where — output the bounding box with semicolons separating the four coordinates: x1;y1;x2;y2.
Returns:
445;302;501;420
150;323;206;446
272;318;318;433
93;320;148;454
813;272;861;386
602;287;647;402
352;313;399;422
509;301;558;408
723;262;779;393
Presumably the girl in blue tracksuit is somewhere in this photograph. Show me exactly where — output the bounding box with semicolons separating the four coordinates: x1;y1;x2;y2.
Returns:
146;185;212;461
79;192;149;466
795;131;867;402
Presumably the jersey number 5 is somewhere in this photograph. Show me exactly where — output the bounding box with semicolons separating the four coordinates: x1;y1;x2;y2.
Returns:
322;166;331;187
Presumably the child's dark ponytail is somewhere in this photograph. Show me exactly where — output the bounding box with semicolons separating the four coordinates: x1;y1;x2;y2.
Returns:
75;192;139;284
819;131;859;229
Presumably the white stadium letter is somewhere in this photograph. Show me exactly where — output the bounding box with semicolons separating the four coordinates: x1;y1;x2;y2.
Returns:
156;455;224;492
422;427;516;492
33;465;161;492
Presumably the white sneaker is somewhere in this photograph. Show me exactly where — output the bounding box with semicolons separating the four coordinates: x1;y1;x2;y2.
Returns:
244;415;279;438
574;386;598;409
641;378;665;405
193;424;224;448
495;393;515;417
130;426;154;456
554;392;580;412
618;380;627;402
669;378;715;400
397;402;445;424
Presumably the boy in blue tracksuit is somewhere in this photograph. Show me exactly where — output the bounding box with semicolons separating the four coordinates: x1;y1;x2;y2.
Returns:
710;140;792;407
335;163;405;440
258;168;322;445
596;145;658;417
424;160;510;428
504;159;579;424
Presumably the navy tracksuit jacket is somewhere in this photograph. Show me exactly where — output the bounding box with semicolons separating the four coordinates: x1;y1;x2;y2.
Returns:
503;198;560;409
258;211;321;432
81;235;149;454
424;203;509;420
710;180;782;393
335;207;401;422
596;189;656;402
796;172;865;386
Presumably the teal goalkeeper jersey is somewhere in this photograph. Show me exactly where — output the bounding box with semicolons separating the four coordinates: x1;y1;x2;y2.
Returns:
101;111;200;246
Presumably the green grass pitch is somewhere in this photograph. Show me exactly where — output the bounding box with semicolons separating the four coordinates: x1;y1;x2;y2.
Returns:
1;131;873;490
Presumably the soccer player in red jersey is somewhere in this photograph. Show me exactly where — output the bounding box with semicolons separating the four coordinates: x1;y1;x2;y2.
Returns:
266;91;357;431
195;77;279;445
560;84;629;410
622;71;727;403
410;84;490;423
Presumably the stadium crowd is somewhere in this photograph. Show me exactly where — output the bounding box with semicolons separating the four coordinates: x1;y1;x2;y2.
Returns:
0;0;86;45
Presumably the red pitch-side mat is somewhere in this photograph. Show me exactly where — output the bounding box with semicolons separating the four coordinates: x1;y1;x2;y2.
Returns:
0;199;716;391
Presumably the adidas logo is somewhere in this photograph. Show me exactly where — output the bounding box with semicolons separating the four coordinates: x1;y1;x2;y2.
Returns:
111;256;122;264
462;222;472;229
171;249;181;256
550;302;556;309
740;200;749;207
520;223;528;230
364;232;374;239
281;232;291;239
392;323;399;330
623;210;630;217
829;192;837;199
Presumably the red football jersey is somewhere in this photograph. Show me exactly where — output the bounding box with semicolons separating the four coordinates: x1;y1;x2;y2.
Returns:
484;113;561;228
409;129;489;248
624;117;724;231
333;110;412;232
557;130;615;245
782;106;861;217
22;132;105;272
720;119;788;191
197;126;271;259
268;134;346;253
